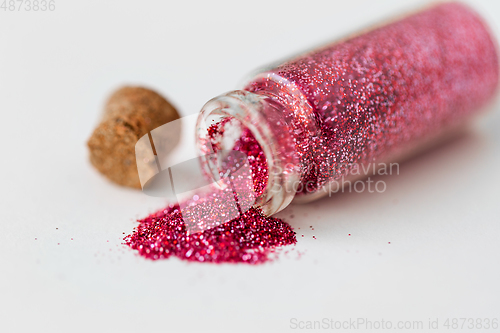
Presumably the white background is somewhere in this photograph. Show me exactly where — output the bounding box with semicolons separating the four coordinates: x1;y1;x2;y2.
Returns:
1;1;499;332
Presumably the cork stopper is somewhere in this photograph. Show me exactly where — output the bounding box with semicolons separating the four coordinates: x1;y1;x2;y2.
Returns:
87;86;180;188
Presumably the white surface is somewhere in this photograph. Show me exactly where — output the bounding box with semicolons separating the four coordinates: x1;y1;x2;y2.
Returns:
1;1;499;332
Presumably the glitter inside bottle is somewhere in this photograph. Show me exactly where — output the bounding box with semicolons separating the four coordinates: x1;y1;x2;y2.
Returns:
196;2;499;216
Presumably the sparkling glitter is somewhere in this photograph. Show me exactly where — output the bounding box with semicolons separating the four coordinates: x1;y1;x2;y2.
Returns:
125;205;296;263
207;117;269;197
126;123;295;264
247;3;498;195
126;3;498;263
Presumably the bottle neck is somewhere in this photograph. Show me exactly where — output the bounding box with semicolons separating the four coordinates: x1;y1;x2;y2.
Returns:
196;76;317;216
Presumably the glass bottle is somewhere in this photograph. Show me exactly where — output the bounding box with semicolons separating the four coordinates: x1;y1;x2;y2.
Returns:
195;2;499;216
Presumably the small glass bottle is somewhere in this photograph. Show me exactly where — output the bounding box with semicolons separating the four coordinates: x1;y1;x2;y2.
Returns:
195;2;499;216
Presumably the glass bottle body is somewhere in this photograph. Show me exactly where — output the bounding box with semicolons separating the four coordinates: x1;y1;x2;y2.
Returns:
196;2;499;216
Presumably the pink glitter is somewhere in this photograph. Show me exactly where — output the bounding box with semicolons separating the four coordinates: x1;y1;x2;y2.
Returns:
207;118;269;197
247;2;498;195
127;3;498;263
126;125;295;264
124;205;295;263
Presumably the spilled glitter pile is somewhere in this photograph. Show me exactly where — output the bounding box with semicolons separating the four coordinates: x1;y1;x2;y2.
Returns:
124;204;295;264
125;120;296;264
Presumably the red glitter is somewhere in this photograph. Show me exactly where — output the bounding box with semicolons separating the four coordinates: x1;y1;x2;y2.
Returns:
247;2;498;196
124;205;296;263
207;117;269;197
127;3;498;263
126;122;295;264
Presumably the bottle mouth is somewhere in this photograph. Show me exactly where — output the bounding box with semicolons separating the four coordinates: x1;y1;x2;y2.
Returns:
195;90;300;216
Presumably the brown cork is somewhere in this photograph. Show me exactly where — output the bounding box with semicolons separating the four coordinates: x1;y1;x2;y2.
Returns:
87;86;180;188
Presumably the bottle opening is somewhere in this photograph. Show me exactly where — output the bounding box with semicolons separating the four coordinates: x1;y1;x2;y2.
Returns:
196;90;301;216
204;116;269;198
